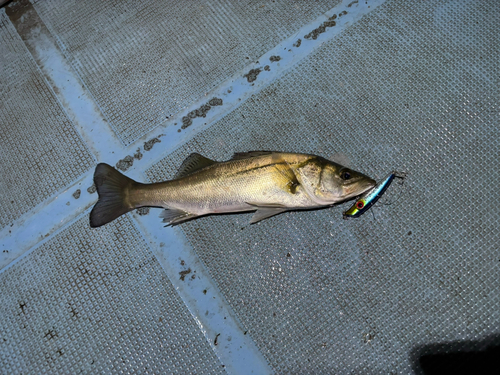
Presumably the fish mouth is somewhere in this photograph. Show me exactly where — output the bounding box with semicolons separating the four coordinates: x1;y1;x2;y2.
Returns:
344;177;376;200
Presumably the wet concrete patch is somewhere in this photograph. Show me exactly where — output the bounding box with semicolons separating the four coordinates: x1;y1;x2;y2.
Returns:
72;189;81;199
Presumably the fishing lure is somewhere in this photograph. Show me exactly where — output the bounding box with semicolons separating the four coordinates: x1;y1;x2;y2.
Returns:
343;171;407;219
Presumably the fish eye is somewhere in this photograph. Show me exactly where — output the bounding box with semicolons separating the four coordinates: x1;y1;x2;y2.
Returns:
341;171;351;180
356;201;364;209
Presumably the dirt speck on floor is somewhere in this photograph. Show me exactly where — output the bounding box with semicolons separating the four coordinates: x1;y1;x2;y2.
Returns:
179;268;192;281
87;183;96;194
144;137;161;151
134;148;143;160
135;207;150;216
244;68;262;83
209;97;223;106
304;15;337;40
116;155;134;171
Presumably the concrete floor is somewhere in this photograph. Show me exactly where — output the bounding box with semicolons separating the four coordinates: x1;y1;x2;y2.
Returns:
1;0;498;373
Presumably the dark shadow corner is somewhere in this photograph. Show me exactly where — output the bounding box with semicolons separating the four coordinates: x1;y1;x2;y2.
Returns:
410;334;500;375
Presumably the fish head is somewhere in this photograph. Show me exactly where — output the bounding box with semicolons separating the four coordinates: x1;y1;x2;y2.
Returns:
297;157;376;205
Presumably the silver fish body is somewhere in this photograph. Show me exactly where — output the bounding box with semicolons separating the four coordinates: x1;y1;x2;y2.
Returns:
89;151;376;227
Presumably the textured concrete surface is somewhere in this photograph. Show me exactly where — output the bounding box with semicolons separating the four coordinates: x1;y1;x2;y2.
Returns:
1;0;498;373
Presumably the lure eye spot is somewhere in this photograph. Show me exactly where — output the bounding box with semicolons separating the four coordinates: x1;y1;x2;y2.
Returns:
356;201;364;209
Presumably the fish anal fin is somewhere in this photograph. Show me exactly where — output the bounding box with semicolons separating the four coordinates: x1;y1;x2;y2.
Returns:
175;153;217;179
246;202;287;224
250;207;287;224
160;208;198;226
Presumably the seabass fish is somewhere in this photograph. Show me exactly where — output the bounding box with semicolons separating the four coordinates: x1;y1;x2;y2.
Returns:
89;151;376;227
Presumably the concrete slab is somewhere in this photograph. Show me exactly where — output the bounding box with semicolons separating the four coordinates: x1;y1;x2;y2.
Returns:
0;10;94;230
0;215;225;374
1;0;498;373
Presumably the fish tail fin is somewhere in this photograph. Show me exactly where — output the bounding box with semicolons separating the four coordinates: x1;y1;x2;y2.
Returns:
89;163;138;228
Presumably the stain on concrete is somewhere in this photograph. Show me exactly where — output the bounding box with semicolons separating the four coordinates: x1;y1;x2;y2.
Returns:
87;183;96;194
136;207;150;216
179;268;192;281
5;0;43;41
72;189;81;199
244;68;262;83
269;55;281;62
116;155;134;171
348;0;358;7
181;98;223;130
133;148;143;160
144;137;161;151
293;39;302;48
304;14;337;40
339;10;348;17
264;65;270;72
209;97;223;107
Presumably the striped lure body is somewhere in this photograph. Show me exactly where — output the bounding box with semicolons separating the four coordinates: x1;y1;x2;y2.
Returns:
343;171;406;218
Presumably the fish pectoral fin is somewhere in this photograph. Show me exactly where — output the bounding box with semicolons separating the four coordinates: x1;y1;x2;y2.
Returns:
159;208;198;226
272;163;300;194
246;202;288;224
174;153;218;179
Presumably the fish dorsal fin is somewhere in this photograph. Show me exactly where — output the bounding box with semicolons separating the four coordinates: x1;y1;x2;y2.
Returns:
175;153;217;179
231;151;276;160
